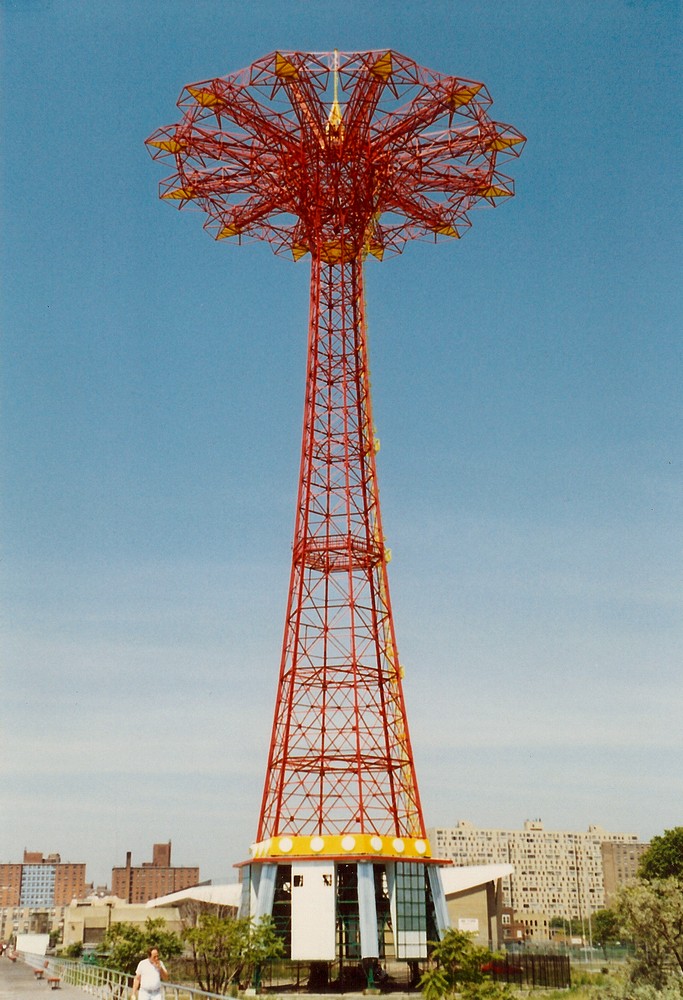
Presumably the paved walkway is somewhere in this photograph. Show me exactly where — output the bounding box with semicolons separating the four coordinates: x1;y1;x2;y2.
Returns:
0;957;85;1000
0;959;420;1000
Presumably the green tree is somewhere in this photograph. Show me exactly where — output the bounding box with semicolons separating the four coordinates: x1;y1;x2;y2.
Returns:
419;929;511;1000
184;914;283;994
639;828;683;882
549;916;585;937
615;878;683;991
102;917;183;976
60;941;83;959
591;909;621;959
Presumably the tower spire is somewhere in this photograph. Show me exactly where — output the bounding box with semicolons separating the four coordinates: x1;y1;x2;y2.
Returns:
327;49;344;133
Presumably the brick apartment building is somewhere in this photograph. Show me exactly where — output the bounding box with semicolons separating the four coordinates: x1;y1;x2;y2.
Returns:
0;850;87;944
111;842;200;903
0;851;86;908
601;839;650;907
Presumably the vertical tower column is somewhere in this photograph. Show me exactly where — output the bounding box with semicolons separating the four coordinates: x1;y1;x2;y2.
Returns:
256;254;423;844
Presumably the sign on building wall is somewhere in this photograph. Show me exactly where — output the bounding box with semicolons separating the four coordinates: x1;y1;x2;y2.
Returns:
458;918;480;933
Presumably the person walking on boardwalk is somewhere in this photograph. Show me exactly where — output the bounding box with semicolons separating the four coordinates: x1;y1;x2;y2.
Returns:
132;946;168;1000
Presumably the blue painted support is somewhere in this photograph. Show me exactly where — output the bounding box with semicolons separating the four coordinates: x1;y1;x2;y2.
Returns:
427;866;450;938
238;871;251;919
253;863;278;920
357;862;379;958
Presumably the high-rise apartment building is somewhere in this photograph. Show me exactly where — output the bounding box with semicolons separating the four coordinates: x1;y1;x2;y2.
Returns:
111;842;199;903
0;851;86;908
429;820;646;921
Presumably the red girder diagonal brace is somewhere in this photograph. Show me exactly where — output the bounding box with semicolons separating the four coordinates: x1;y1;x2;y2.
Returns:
260;257;418;837
146;49;525;843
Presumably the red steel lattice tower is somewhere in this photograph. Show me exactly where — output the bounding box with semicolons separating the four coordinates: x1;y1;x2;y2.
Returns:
147;49;524;962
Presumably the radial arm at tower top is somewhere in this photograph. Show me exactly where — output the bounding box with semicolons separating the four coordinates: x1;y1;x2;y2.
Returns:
146;48;525;263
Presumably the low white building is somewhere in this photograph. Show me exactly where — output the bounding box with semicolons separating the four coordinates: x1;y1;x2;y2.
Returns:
441;864;513;949
147;883;242;914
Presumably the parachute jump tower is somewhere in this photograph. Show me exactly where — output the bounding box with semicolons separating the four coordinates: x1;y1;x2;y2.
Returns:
147;49;524;969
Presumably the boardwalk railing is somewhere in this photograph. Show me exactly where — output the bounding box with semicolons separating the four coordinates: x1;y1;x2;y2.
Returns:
19;954;230;1000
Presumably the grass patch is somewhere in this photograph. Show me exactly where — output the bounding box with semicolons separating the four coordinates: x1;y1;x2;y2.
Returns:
525;965;616;999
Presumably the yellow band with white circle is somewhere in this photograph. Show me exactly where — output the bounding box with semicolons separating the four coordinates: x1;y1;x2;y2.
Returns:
249;833;431;860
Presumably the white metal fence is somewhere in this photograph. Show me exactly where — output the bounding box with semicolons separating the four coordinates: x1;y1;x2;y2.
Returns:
20;953;230;1000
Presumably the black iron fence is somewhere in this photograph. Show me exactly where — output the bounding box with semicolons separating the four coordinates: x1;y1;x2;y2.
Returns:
258;954;571;992
488;953;571;988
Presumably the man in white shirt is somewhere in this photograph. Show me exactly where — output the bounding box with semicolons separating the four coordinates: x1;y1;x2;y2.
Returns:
132;946;168;999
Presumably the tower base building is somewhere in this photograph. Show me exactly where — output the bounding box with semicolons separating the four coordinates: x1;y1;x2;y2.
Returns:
240;839;450;963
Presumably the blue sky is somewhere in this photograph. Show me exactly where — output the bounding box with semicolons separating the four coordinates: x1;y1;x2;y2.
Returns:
1;0;681;888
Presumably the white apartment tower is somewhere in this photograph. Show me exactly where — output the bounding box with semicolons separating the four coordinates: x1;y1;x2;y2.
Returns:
429;820;643;920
